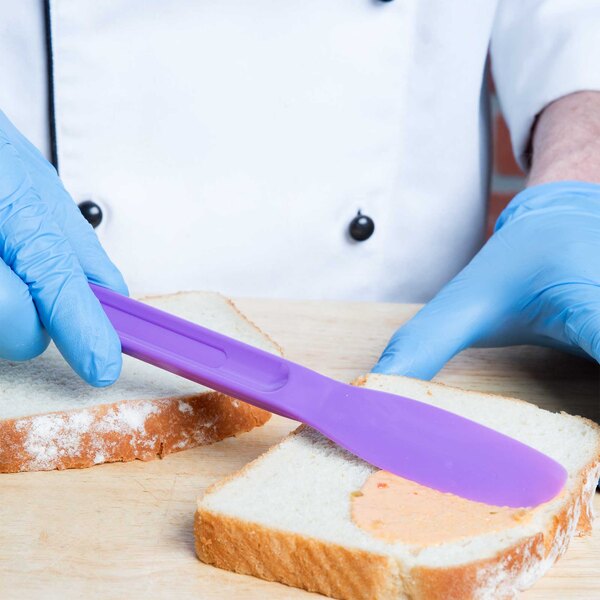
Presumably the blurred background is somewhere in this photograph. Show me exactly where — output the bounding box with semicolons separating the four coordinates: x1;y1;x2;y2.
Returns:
488;76;526;238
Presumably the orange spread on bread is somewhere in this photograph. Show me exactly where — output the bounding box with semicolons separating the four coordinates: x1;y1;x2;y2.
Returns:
351;470;536;546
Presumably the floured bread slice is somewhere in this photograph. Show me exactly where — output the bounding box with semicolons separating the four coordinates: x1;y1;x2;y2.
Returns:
0;292;280;473
195;374;600;600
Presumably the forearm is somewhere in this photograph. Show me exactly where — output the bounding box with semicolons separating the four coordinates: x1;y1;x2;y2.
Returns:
527;91;600;186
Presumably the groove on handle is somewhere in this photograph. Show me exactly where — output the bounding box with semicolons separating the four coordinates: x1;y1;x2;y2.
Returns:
90;284;290;394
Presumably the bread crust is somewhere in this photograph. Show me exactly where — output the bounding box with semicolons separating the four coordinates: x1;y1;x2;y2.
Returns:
0;292;277;473
0;392;270;473
196;510;400;600
194;377;600;600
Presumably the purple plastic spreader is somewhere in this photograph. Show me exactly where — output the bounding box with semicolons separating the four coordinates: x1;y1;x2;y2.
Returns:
91;284;566;508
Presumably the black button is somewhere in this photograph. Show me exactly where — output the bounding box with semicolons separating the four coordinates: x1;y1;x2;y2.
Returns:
349;211;375;242
78;200;103;228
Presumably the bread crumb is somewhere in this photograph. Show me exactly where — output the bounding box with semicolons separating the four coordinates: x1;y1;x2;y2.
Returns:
178;401;193;414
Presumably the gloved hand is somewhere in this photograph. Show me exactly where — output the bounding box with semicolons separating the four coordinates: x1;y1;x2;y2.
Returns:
0;110;127;385
373;181;600;379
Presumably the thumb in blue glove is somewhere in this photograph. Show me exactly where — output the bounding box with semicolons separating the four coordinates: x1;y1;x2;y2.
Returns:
373;182;600;379
0;110;127;385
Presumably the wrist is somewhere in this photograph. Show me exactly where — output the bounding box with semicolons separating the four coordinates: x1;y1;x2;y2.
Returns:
527;92;600;187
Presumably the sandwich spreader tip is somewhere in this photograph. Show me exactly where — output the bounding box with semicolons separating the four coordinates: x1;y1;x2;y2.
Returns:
91;283;567;508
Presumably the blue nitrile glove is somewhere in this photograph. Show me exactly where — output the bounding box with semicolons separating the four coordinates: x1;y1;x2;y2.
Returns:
373;182;600;379
0;110;127;385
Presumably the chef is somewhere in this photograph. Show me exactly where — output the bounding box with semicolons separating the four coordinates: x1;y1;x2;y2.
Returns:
0;0;599;386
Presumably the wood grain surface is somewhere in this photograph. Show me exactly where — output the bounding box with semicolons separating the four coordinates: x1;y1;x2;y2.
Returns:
0;297;598;599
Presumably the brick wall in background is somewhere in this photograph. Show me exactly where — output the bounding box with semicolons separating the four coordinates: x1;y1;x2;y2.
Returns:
488;90;527;237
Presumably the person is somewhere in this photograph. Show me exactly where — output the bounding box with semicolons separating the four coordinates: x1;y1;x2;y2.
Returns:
0;1;598;386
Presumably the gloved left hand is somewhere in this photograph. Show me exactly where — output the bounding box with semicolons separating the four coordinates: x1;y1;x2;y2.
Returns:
0;109;127;385
373;181;600;379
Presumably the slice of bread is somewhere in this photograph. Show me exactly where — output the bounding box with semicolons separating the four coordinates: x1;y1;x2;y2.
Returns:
195;374;600;600
0;292;281;473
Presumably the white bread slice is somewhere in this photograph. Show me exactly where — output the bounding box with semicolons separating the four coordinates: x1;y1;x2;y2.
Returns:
195;374;600;600
0;292;281;473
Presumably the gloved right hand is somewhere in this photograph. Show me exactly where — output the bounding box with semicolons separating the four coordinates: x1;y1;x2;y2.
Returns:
0;110;127;386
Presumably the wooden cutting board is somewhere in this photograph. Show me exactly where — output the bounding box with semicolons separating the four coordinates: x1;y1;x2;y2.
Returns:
0;297;598;599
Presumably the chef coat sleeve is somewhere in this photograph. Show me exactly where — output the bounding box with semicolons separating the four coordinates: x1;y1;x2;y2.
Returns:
490;0;600;170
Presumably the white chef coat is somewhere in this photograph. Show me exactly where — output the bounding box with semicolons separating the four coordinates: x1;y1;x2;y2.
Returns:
0;0;599;302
